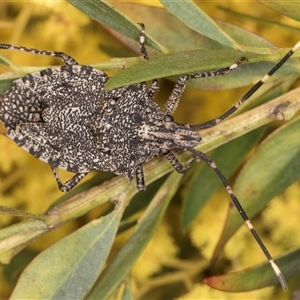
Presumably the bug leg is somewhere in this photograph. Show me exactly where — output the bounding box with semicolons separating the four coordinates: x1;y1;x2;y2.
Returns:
136;165;146;191
147;79;160;101
188;148;287;291
51;167;88;193
138;23;149;61
0;43;78;65
164;57;246;116
138;23;159;100
164;151;195;173
191;40;300;130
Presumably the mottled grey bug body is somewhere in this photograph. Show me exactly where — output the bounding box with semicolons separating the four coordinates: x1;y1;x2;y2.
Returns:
0;62;199;192
1;25;299;290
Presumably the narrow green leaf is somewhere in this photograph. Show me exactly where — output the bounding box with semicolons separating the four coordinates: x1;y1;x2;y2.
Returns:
181;128;263;230
113;276;134;300
105;48;300;90
259;1;300;22
0;54;14;67
0;220;48;264
218;6;300;34
204;247;300;292
2;249;38;287
213;116;300;261
215;20;274;48
86;171;182;299
67;0;166;53
121;176;167;220
0;205;41;219
160;0;239;49
10;210;120;300
120;284;134;300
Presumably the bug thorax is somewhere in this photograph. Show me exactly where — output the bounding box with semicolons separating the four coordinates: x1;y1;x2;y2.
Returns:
138;114;201;152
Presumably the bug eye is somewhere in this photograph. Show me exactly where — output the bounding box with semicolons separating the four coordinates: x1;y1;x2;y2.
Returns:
163;115;173;122
161;148;169;154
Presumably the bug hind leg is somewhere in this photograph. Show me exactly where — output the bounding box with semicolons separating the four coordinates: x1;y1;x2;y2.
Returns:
0;44;78;65
51;167;88;193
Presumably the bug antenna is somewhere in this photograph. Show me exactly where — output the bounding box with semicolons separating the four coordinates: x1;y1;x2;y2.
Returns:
188;147;287;291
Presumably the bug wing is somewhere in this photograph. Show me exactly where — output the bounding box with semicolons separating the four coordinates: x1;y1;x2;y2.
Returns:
7;122;118;174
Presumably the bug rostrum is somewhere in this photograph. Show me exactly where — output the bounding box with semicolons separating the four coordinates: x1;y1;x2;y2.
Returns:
0;24;299;290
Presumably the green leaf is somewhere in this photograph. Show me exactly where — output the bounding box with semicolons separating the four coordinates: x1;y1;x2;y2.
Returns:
204;247;300;292
111;276;134;300
0;205;41;219
105;48;300;90
2;249;38;287
160;0;239;49
10;210;121;300
212;116;300;262
0;220;48;264
0;54;15;67
259;1;300;22
86;171;182;299
215;20;274;48
218;6;300;35
67;0;167;53
120;283;134;300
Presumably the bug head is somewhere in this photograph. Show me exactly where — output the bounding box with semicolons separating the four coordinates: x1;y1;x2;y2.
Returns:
141;114;201;152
